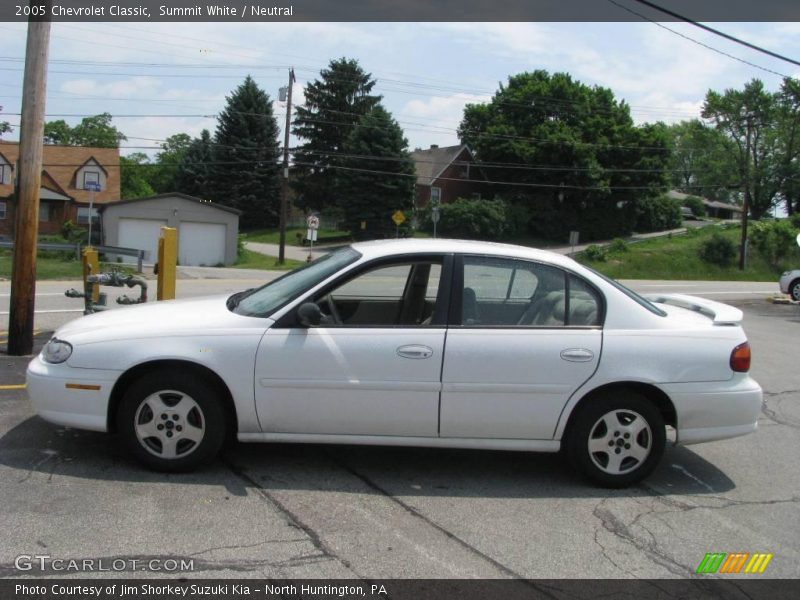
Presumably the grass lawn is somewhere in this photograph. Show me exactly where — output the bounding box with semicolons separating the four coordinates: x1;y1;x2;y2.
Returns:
0;251;138;280
234;249;305;271
242;227;350;246
576;225;795;281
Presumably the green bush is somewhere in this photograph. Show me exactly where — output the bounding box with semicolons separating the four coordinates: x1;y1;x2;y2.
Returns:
749;219;799;267
789;213;800;229
609;238;629;253
635;195;683;233
699;232;736;267
582;244;608;262
431;198;508;240
684;195;707;217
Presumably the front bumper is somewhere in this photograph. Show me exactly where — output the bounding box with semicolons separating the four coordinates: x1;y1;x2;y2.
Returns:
661;375;763;445
26;354;121;432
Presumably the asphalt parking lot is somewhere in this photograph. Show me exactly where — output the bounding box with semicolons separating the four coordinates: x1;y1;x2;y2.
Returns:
0;297;797;580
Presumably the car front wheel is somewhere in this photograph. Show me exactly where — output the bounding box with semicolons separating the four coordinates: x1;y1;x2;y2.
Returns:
790;279;800;302
567;391;665;487
117;371;226;472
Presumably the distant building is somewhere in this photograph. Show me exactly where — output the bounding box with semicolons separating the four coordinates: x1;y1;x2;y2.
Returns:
410;144;488;209
0;141;120;237
667;190;743;220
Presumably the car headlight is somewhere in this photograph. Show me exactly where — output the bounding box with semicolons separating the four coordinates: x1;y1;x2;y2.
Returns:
42;338;73;364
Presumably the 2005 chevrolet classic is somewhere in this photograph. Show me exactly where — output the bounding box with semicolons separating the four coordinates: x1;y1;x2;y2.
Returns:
27;239;762;487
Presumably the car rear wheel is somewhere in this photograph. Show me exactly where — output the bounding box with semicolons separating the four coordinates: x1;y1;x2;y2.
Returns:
117;371;226;472
567;391;665;487
790;279;800;302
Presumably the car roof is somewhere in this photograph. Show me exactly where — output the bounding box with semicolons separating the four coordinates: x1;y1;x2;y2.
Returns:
350;238;579;269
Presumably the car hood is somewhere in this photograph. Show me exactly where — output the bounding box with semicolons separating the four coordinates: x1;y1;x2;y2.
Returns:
55;295;273;344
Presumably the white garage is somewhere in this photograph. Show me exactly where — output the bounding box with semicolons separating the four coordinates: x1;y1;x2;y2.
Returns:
117;218;168;265
101;193;241;267
179;221;227;267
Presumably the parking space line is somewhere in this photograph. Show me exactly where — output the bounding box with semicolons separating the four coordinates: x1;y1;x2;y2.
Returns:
0;384;27;390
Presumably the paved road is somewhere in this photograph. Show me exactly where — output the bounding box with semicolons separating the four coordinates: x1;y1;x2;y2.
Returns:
0;292;796;578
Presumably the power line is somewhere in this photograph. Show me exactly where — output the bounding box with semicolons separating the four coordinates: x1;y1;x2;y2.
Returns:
630;0;800;69
606;0;792;80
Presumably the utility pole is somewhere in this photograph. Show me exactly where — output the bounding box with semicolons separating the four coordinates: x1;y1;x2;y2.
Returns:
8;8;51;356
278;68;295;265
739;112;754;271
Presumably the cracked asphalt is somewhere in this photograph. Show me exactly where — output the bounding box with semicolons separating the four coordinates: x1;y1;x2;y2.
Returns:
0;300;797;580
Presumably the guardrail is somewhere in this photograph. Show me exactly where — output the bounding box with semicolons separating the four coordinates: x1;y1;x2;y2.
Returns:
0;241;146;272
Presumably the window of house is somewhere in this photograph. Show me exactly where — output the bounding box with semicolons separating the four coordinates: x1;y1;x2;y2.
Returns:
0;164;7;184
39;203;51;222
77;207;100;225
471;192;481;200
0;201;6;220
83;171;100;190
430;187;442;205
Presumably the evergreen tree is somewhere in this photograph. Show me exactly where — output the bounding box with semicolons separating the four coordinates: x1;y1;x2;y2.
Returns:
338;106;415;238
175;129;214;199
292;58;381;212
211;76;281;228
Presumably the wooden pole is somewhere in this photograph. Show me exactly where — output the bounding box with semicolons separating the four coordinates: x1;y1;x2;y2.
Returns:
278;68;295;265
8;9;50;356
739;113;753;271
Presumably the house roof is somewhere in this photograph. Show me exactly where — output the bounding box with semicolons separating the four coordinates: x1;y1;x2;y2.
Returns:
410;144;473;186
0;141;120;204
666;190;742;213
100;192;243;216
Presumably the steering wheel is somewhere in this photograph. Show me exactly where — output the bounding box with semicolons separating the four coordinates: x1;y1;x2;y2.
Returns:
325;295;342;324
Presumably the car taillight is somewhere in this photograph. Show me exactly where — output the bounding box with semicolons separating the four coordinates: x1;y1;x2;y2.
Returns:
730;342;751;372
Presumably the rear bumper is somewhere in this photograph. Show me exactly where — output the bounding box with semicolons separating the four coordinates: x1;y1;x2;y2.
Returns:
661;375;762;445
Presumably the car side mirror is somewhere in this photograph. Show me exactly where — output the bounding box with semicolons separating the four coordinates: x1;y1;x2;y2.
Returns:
297;302;323;327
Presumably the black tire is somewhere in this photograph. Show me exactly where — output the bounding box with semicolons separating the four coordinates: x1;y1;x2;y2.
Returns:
566;390;665;488
790;279;800;302
116;370;226;472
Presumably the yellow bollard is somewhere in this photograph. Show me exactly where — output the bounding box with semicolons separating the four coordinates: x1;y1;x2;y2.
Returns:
156;227;178;301
82;247;100;303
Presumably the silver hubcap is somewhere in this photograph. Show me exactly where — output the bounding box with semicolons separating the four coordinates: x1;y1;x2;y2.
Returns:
134;390;205;459
792;284;800;301
588;409;652;475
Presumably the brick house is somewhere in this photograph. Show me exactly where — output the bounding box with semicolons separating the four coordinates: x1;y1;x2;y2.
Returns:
410;144;488;209
0;141;120;238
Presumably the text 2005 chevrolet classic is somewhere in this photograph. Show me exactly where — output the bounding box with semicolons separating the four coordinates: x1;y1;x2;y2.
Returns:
27;239;762;487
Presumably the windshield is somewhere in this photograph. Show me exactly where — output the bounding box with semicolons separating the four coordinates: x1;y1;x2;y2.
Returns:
231;247;361;317
585;267;667;317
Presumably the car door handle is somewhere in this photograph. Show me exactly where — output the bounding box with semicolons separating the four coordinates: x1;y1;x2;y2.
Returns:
397;345;434;359
560;348;594;362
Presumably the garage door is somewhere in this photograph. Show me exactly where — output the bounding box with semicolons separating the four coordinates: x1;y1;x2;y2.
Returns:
117;218;168;265
179;221;227;267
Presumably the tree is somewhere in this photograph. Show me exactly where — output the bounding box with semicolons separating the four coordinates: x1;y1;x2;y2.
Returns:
667;119;738;203
337;105;415;238
292;58;382;213
211;76;281;228
149;133;192;193
774;78;800;215
175;129;214;198
120;153;155;199
702;79;779;220
458;71;670;241
1;106;12;139
43;113;126;147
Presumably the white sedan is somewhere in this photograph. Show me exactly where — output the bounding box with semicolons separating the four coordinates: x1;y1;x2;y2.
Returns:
27;239;762;487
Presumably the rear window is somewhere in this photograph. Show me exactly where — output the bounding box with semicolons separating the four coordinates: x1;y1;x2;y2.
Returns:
586;267;667;317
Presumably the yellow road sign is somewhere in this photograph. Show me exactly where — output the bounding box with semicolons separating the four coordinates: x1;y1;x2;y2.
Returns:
392;210;406;226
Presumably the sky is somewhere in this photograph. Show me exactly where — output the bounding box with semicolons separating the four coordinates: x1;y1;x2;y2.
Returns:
1;21;799;157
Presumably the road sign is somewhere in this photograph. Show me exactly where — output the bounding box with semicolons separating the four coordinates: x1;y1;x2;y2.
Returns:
392;210;406;226
307;215;320;230
569;231;580;247
431;206;441;224
85;182;101;192
306;228;318;242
